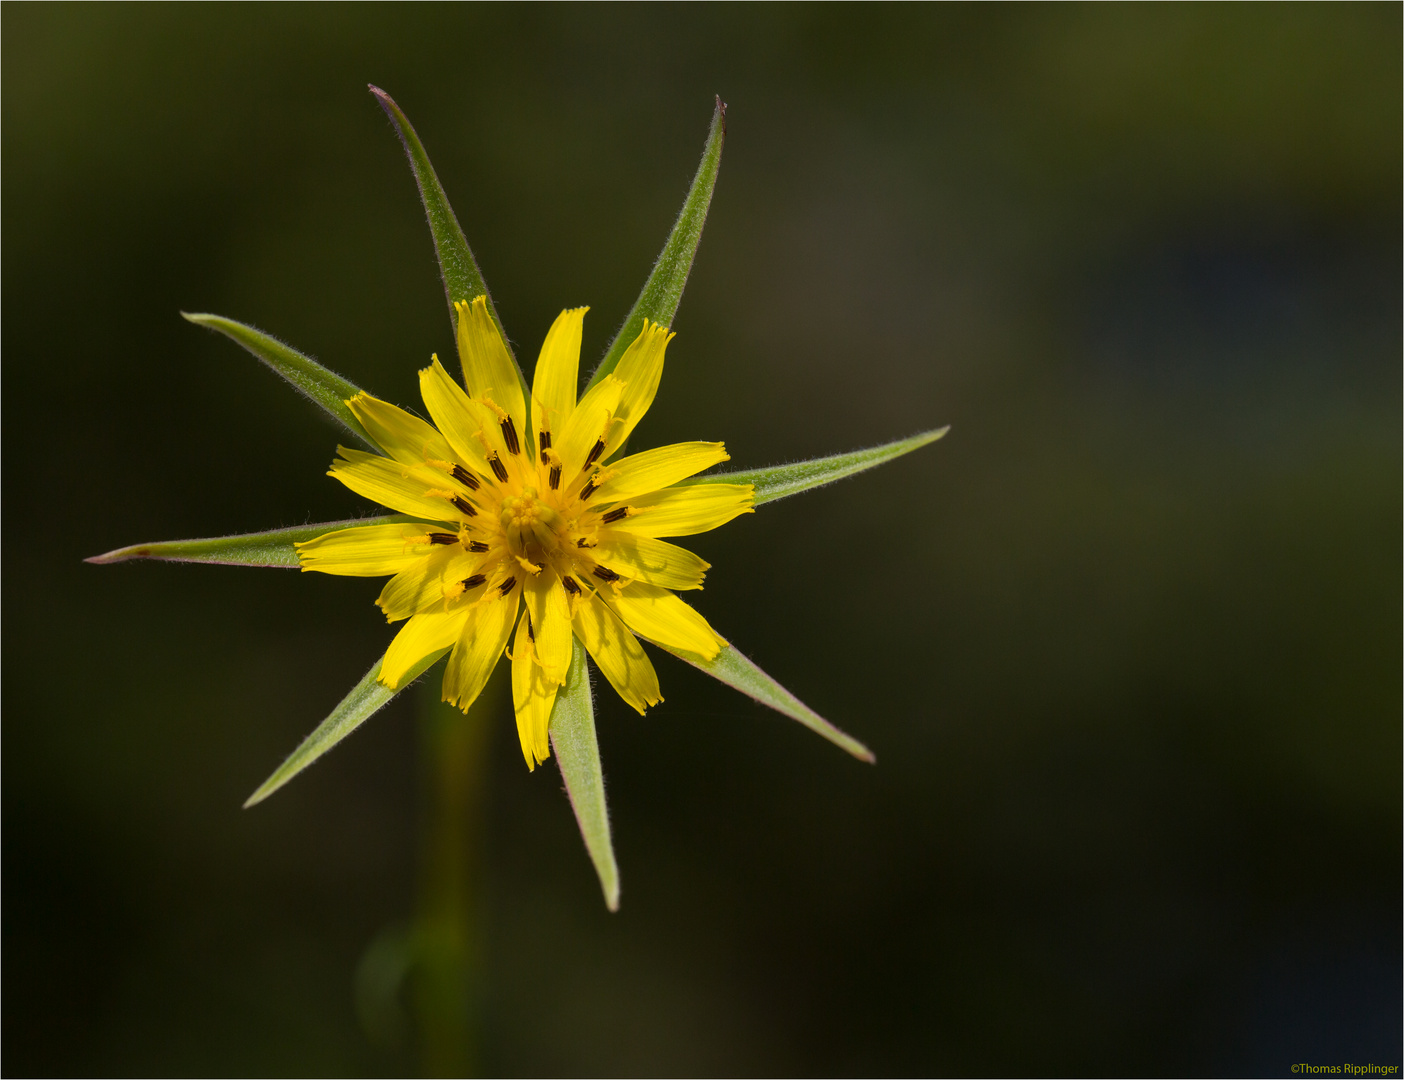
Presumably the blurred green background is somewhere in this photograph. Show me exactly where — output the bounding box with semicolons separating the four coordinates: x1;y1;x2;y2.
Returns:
4;4;1399;1076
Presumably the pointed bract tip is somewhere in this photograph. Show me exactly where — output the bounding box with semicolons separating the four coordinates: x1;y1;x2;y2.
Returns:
904;426;950;454
837;732;878;764
243;786;272;810
368;84;403;122
85;545;145;564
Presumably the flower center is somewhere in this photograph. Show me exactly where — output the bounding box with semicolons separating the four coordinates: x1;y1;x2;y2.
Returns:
499;486;565;565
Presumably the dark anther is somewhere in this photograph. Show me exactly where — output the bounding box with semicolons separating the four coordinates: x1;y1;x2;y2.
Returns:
585;439;606;468
580;478;598;500
548;465;561;490
488;453;509;483
561;576;581;596
601;507;629;524
576;538;595;548
538;430;552;464
429;532;459;545
467;540;490;553
451;464;480;490
498;576;517;596
461;574;487;590
593;566;620;583
450;496;477;517
501;416;521;456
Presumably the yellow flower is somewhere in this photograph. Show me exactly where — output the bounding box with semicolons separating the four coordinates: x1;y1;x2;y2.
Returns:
87;91;944;910
295;297;752;770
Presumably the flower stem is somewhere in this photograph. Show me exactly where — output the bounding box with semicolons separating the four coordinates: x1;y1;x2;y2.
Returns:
412;676;491;1077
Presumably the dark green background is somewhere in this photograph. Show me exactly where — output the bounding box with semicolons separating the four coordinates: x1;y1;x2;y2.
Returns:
4;4;1399;1076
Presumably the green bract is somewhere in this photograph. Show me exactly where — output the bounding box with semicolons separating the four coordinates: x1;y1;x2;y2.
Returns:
92;88;947;909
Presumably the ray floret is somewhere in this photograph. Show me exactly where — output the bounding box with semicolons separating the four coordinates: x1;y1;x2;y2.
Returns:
297;303;743;770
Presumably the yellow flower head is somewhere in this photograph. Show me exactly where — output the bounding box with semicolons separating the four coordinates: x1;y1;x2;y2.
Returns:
295;297;753;770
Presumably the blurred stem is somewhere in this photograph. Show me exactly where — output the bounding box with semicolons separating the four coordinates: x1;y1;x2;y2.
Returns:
413;676;491;1077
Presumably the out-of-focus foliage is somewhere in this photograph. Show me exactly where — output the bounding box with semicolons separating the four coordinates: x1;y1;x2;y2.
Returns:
3;6;1398;1076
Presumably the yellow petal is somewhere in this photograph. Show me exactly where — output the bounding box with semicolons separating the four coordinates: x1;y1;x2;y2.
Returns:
602;483;754;538
555;374;623;477
418;357;499;475
442;585;519;711
601;320;672;459
592;533;709;590
345;392;455;467
454;296;526;435
296;522;453;577
376;546;490;622
587;441;729;504
523;570;573;684
330;447;477;521
511;614;557;770
381;607;470;689
603;582;722;659
531;307;587;451
573;588;661;715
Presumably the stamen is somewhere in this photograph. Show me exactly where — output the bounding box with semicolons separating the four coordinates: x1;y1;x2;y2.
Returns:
498;576;517;597
576;537;596;549
580;476;599;500
467;540;490;553
593;566;620;583
487;453;509;483
514;554;544;576
538;430;552;464
461;574;487;590
501;416;521;456
429;532;459;545
451;464;480;490
584;439;606;468
561;575;581;596
601;507;630;524
450;495;477;518
549;465;562;490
